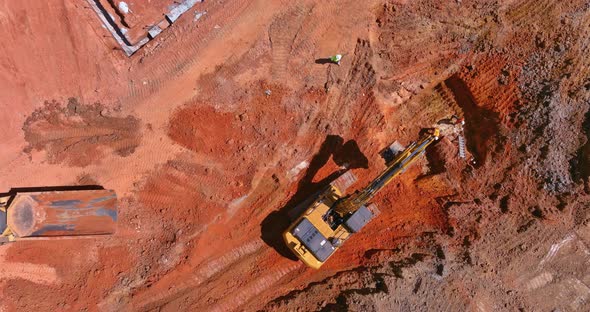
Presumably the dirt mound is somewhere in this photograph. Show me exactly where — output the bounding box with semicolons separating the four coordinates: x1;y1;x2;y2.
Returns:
23;98;141;167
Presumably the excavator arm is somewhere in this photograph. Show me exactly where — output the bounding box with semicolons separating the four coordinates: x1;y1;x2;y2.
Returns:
283;128;440;268
333;129;440;216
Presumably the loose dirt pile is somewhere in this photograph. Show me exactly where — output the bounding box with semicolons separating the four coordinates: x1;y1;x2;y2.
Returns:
1;0;590;311
23;98;141;167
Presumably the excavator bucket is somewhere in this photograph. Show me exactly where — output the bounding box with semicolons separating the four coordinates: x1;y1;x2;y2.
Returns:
6;189;117;238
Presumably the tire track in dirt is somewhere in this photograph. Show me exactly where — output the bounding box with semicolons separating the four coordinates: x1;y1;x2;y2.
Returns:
134;141;308;310
497;229;590;311
126;0;278;105
289;2;339;57
131;174;292;311
137;155;247;235
493;222;560;267
564;10;590;94
458;54;520;126
287;0;371;77
138;143;330;310
130;241;264;310
269;5;308;82
208;262;301;312
200;242;265;278
372;2;483;100
22;99;141;167
522;271;554;291
0;246;60;285
143;168;303;310
321;39;376;129
125;0;245;100
463;55;509;104
505;0;558;27
384;44;460;83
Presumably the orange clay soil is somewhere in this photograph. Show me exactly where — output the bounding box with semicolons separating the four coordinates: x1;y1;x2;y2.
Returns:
1;0;590;311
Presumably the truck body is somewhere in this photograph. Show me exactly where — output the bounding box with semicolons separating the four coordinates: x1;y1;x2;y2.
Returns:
0;189;117;244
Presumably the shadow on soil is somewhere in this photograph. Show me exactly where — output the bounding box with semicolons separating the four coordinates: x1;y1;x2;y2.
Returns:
570;108;590;192
445;75;499;167
260;135;368;261
315;58;335;65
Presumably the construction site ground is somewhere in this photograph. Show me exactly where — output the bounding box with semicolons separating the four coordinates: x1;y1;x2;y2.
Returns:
1;0;590;311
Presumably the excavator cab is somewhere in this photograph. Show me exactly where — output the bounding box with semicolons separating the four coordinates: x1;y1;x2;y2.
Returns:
283;178;380;269
283;129;439;269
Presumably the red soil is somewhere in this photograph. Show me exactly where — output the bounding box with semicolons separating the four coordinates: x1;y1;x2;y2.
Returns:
1;0;590;311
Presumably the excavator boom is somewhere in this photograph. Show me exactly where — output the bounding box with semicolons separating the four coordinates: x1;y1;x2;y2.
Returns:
283;129;440;269
333;129;440;215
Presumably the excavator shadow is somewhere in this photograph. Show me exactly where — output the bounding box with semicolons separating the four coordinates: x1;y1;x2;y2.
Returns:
260;135;368;261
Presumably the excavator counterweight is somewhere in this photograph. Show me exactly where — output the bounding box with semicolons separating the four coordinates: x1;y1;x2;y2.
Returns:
283;129;439;269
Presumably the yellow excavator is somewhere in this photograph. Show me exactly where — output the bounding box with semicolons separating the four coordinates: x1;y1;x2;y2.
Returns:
283;129;440;269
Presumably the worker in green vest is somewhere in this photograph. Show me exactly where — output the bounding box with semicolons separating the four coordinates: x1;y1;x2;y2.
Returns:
330;54;342;65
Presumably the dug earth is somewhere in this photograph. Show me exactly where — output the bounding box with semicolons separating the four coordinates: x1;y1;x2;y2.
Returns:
0;0;589;311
